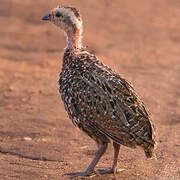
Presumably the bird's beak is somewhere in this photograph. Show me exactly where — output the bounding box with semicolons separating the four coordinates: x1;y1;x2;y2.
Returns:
42;13;51;21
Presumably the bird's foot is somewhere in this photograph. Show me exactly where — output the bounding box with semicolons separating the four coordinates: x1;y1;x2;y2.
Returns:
65;170;97;178
97;167;125;175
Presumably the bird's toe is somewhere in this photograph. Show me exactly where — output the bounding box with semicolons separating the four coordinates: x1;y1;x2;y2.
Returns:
97;167;125;175
64;170;97;178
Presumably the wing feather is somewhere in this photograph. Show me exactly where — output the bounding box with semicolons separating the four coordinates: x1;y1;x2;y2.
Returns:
62;52;155;148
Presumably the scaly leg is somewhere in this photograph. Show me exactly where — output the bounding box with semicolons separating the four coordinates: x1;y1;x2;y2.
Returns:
98;142;124;175
65;142;108;177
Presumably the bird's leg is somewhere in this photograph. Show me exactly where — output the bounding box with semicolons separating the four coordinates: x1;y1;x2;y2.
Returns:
98;142;124;175
65;142;107;177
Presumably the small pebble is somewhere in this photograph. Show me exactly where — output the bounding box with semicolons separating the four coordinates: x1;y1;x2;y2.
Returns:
24;137;32;141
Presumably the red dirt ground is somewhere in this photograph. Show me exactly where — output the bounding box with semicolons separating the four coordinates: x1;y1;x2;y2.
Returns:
0;0;180;179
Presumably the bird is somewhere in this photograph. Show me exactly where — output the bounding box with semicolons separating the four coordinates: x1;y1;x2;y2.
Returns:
42;6;156;178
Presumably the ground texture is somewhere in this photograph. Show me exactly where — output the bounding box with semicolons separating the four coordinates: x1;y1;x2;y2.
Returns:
0;0;180;179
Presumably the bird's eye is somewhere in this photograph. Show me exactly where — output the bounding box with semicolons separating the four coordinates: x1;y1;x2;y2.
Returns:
55;12;62;17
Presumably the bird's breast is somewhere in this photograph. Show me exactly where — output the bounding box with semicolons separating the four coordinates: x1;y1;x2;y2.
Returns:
58;68;82;126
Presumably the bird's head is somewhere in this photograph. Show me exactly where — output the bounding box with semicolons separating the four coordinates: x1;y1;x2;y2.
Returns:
42;6;82;34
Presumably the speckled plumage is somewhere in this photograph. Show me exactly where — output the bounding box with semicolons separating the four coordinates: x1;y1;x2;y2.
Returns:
42;6;156;177
59;48;156;157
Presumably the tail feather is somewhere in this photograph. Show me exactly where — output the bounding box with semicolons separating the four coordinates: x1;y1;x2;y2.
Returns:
144;140;156;158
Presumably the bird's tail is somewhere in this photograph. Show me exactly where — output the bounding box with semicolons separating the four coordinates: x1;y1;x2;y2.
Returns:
144;140;157;158
143;117;157;158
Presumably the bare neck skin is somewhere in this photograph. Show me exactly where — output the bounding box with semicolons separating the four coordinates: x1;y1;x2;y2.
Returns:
66;26;83;50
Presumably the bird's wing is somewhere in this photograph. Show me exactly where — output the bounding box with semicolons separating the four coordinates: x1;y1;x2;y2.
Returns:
69;53;155;147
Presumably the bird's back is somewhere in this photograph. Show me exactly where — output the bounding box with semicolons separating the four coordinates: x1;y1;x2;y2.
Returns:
59;48;156;158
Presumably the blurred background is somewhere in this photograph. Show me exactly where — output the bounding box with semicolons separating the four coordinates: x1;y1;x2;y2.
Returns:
0;0;180;179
